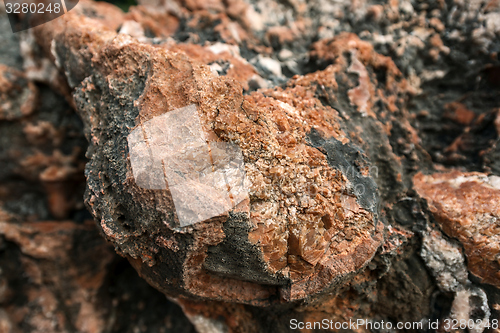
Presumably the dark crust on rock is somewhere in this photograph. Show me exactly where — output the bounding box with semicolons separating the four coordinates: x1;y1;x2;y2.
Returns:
306;128;379;215
30;7;389;305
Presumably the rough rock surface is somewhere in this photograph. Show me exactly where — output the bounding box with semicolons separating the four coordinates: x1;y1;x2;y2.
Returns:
1;0;499;331
0;5;196;333
421;229;492;332
30;3;411;304
414;171;500;288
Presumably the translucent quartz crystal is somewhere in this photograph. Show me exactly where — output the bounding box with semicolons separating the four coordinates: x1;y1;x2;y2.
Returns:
127;105;248;226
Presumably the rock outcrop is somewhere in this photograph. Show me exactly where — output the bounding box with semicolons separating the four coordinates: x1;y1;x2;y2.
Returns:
1;0;499;331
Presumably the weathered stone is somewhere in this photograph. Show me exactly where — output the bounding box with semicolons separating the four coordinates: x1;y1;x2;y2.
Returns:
29;4;398;304
3;0;499;329
448;287;491;333
0;8;196;332
0;66;86;221
0;220;114;333
127;104;248;226
414;171;500;288
421;229;468;293
0;219;197;333
421;228;492;333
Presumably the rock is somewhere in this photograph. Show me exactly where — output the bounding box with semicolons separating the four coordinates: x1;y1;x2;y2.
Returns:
0;220;115;333
253;55;283;77
421;229;491;333
0;8;22;70
27;0;447;324
34;9;386;302
421;229;468;293
0;65;85;220
0;8;196;333
2;0;500;330
0;219;197;333
414;171;500;288
449;287;491;333
164;42;260;91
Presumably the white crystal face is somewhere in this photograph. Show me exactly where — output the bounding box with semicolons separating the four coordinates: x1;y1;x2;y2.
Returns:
127;104;248;227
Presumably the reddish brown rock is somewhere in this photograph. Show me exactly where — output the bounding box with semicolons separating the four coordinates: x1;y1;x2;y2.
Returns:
414;170;500;287
124;6;180;37
0;218;197;333
0;70;86;221
7;0;498;329
0;220;114;333
0;8;198;332
30;3;394;305
161;42;260;91
0;68;86;222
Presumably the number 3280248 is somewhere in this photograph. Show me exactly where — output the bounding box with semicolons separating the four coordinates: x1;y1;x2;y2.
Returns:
444;319;498;330
5;2;61;14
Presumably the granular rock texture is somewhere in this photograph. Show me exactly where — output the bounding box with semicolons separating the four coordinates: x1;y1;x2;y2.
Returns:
34;9;387;303
1;0;500;330
414;171;500;288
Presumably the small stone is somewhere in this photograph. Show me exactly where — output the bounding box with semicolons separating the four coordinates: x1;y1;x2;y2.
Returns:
118;20;146;40
421;229;468;292
278;49;294;61
254;55;282;77
450;287;490;333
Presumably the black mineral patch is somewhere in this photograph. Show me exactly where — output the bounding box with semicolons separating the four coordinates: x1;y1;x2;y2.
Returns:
306;128;379;216
204;212;288;286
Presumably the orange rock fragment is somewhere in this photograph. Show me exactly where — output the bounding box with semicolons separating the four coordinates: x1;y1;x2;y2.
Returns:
414;170;500;287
